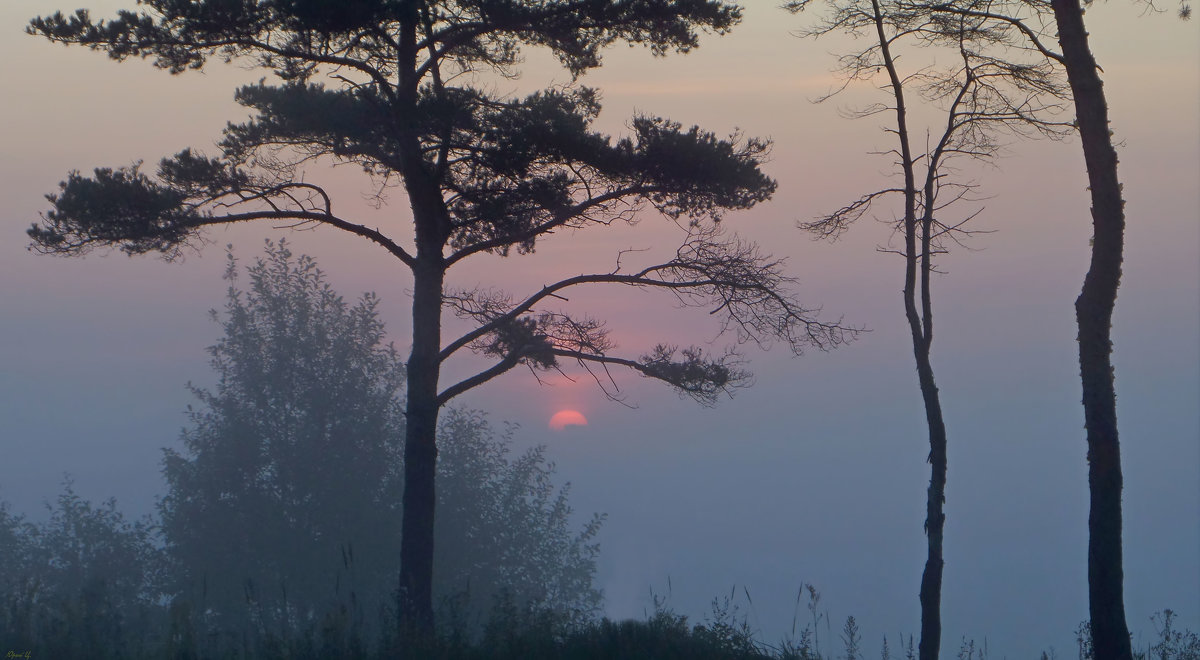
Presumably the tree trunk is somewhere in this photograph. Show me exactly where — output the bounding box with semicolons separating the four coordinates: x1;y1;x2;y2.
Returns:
872;2;947;651
394;7;451;636
907;228;947;660
398;257;445;636
915;148;949;660
907;201;945;660
915;348;947;660
1050;1;1132;657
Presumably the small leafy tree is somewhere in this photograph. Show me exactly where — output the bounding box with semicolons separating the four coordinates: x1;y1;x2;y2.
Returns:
0;501;30;592
27;1;852;632
0;500;35;646
434;408;604;629
160;242;408;639
0;481;162;659
159;242;603;643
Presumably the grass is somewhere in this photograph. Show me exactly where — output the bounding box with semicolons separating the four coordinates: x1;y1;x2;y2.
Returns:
3;577;1197;659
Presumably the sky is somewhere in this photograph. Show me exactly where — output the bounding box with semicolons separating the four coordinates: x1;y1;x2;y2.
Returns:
1;1;1197;656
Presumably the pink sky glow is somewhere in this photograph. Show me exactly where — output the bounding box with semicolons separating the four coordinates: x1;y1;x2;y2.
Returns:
0;2;1196;656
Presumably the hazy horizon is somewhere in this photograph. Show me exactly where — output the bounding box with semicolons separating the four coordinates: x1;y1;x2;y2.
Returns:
1;1;1197;656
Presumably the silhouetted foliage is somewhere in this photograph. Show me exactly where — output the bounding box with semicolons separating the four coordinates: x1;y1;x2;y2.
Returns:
0;480;163;659
1148;611;1200;660
0;501;30;591
841;616;862;660
27;0;853;631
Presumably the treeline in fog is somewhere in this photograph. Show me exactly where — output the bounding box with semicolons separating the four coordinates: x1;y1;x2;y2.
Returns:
0;244;603;657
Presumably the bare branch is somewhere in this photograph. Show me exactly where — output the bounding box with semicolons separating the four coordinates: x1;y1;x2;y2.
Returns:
435;227;857;402
441;228;855;366
551;345;750;407
921;1;1065;64
801;188;907;240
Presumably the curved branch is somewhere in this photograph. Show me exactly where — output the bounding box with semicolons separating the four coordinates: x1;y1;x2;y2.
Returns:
441;233;856;364
437;352;524;406
551;345;749;407
923;3;1065;64
214;210;415;268
443;184;657;267
29;165;415;267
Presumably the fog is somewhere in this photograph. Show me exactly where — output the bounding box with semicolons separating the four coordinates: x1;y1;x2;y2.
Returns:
1;1;1197;658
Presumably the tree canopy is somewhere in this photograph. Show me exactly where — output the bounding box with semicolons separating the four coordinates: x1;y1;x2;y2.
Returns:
28;1;768;267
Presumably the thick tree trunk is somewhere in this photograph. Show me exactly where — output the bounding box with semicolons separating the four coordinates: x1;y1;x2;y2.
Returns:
398;257;445;636
394;7;451;637
915;350;947;660
1050;1;1132;658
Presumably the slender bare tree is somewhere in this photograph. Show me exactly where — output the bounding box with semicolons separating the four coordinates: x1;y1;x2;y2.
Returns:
786;0;1069;655
922;0;1191;652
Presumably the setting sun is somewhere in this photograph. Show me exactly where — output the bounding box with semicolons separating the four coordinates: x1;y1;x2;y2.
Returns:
548;410;589;431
